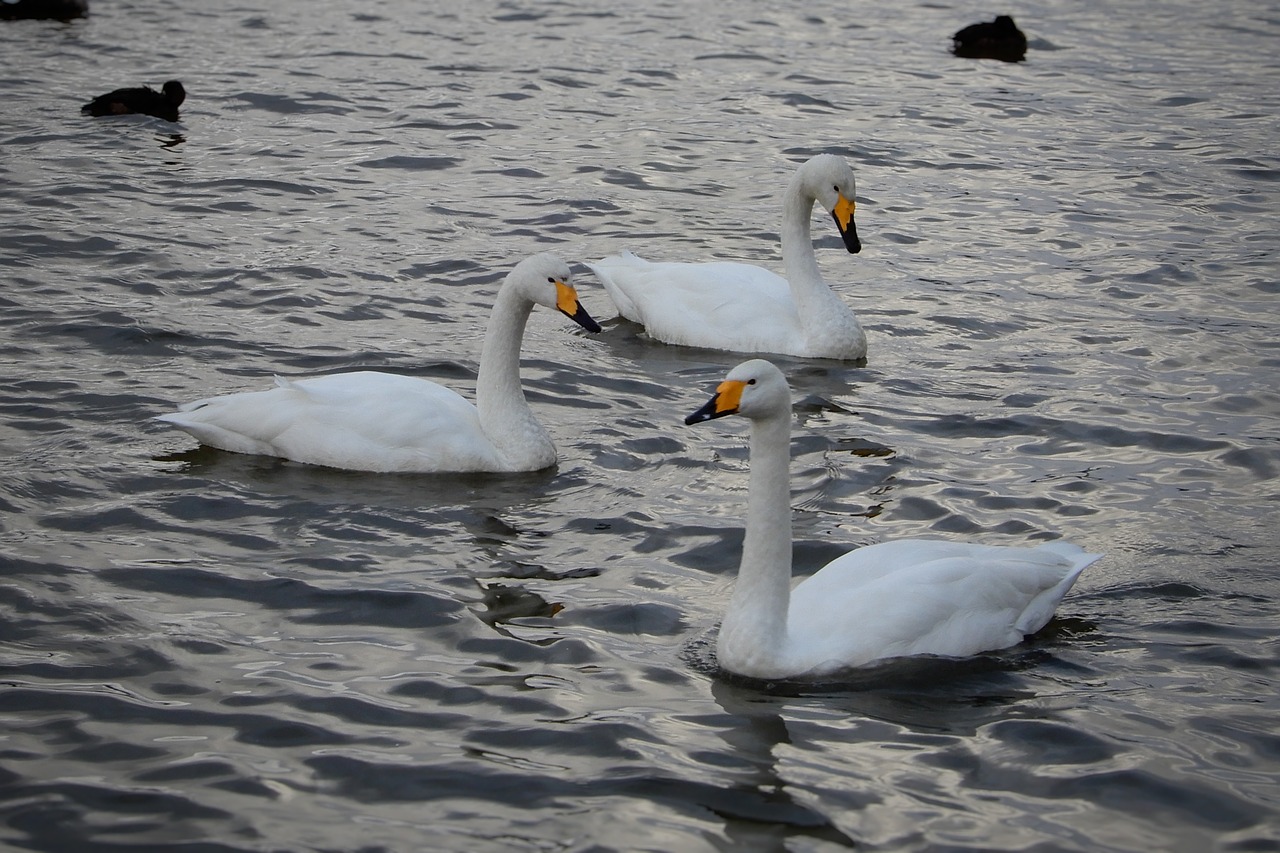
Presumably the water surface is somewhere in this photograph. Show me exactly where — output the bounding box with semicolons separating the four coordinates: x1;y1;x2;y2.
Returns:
1;1;1278;851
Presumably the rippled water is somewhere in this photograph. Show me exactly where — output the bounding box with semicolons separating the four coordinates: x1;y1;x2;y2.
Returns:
2;0;1278;850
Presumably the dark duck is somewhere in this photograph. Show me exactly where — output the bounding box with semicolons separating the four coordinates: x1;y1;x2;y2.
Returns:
0;0;88;20
81;80;185;121
952;15;1027;62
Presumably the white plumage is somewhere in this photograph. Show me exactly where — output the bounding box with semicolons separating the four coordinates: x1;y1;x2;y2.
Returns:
590;154;867;360
155;253;600;473
685;359;1102;679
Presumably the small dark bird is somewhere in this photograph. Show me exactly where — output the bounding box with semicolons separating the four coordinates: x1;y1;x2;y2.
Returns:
0;0;88;20
952;15;1027;62
81;80;185;121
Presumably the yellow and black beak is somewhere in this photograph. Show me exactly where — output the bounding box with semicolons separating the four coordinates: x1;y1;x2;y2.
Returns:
554;281;602;333
685;379;748;425
831;192;861;254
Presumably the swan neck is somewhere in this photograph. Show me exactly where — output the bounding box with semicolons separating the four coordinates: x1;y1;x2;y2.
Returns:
721;410;794;663
475;284;542;454
780;175;824;298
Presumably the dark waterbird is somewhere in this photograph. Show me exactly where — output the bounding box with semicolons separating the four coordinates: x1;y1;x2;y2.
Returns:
0;0;87;20
952;15;1027;62
81;80;185;121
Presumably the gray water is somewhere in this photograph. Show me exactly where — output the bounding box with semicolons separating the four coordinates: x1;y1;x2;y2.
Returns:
2;1;1278;851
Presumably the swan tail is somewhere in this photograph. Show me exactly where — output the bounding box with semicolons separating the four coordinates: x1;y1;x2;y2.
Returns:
588;253;647;321
153;381;306;456
165;397;213;414
1035;540;1099;562
1015;544;1104;635
157;377;306;418
153;410;278;456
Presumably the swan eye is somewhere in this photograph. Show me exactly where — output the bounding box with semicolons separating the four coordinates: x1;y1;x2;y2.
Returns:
547;277;556;283
747;379;756;385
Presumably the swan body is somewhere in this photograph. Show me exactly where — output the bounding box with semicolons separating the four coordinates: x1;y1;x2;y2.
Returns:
156;253;600;473
685;359;1102;679
589;154;867;360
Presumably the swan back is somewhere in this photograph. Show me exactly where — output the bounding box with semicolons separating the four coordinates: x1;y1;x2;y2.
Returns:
785;541;1102;671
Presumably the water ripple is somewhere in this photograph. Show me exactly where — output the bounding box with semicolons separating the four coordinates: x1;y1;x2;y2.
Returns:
1;0;1278;850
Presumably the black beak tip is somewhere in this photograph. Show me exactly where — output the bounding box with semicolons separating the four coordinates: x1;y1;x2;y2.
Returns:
833;211;862;254
685;397;722;425
568;307;602;334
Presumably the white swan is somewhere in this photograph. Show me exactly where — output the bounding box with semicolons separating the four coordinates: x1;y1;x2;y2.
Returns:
155;253;601;473
685;359;1103;680
589;154;867;360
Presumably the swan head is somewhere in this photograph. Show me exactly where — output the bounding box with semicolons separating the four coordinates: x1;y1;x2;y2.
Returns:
510;252;602;333
797;154;861;254
685;359;790;425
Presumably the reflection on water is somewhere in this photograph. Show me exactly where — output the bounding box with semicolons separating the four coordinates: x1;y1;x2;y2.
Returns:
1;0;1278;850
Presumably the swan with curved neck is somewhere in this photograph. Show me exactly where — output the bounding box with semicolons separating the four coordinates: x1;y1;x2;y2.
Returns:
156;253;600;473
589;154;867;360
686;360;1102;679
